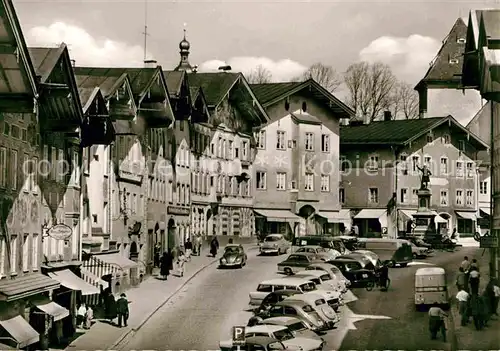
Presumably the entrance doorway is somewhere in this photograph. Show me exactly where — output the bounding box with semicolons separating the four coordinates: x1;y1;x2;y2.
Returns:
129;241;138;261
206;209;214;238
167;218;176;250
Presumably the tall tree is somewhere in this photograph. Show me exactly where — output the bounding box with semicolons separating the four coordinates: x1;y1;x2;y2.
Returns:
246;65;272;84
300;62;342;93
344;61;397;121
391;82;419;119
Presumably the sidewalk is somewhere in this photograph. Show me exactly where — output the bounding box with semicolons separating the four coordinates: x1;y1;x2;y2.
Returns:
449;249;500;349
64;253;218;351
457;237;480;248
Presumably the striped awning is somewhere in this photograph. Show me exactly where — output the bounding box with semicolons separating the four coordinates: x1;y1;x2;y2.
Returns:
254;209;301;223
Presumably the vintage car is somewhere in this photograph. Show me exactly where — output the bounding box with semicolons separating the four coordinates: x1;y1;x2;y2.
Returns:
337;236;359;251
350;250;382;268
284;292;339;325
408;241;432;258
252;290;302;313
256;316;324;341
249;278;317;307
219;244;247;268
256;299;329;333
220;324;323;351
327;257;376;287
305;263;350;291
295;245;340;261
284;272;341;311
260;234;290;255
277;253;323;275
219;336;290;351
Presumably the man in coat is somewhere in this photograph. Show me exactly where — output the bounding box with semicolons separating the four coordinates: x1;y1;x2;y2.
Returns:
116;293;130;328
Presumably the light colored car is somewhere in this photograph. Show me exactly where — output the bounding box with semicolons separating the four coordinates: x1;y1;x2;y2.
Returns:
220;324;324;351
295;245;340;261
249;278;317;307
305;264;347;293
257;316;323;342
285;292;339;325
408;242;431;258
283;272;342;310
260;234;290;255
306;263;351;290
351;250;382;268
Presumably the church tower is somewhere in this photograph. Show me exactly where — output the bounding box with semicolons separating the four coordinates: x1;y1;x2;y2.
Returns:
174;28;193;72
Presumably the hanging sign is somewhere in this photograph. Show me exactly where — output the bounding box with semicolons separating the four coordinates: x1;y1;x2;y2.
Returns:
47;224;73;240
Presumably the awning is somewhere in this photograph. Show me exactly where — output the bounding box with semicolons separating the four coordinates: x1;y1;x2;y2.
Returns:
48;270;100;296
399;209;416;219
0;316;39;348
96;253;139;269
354;209;387;228
33;300;69;322
0;273;60;301
456;211;477;221
80;267;108;287
400;209;447;223
430;211;448;223
480;207;491;216
318;210;351;224
254;209;301;223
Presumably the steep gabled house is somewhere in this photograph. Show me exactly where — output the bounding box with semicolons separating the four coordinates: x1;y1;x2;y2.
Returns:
74;65;174;283
340;116;488;239
414;18;468;118
250;79;354;237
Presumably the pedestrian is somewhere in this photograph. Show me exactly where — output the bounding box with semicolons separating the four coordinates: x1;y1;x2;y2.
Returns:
210;235;219;257
154;242;161;268
185;238;193;262
471;258;479;271
104;289;117;324
470;294;484;330
428;303;447;341
451;228;457;240
195;234;202;256
160;250;173;280
485;278;497;317
176;251;186;277
76;303;87;328
378;263;389;290
456;267;466;291
480;293;490;327
493;280;500;316
85;305;93;329
469;268;480;295
461;256;471;272
116;293;130;328
456;287;469;326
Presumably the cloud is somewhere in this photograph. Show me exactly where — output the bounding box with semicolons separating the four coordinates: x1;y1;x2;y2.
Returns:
198;56;307;82
358;34;482;123
26;22;150;67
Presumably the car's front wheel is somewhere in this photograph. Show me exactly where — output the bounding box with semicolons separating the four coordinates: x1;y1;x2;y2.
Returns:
284;267;293;275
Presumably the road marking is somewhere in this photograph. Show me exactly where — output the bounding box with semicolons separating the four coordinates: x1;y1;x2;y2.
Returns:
407;261;436;266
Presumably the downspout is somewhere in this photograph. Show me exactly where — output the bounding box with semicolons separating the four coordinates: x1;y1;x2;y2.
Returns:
394;147;399;239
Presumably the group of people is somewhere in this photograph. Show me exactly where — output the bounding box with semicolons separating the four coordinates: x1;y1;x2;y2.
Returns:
98;289;131;328
455;256;500;331
76;303;93;329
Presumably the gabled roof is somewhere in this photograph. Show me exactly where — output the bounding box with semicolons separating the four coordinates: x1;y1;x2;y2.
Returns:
466;101;491;145
250;79;354;119
187;72;240;106
74;71;128;98
0;0;38;96
415;18;467;90
340;115;488;150
78;87;108;115
163;70;185;97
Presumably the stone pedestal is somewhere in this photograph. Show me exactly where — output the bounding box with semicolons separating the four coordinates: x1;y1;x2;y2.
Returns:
412;188;436;239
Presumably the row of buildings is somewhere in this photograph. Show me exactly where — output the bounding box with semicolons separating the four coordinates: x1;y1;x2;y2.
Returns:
0;0;495;347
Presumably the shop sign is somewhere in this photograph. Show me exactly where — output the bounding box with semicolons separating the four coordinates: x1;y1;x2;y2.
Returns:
480;236;498;248
47;224;73;240
167;206;190;216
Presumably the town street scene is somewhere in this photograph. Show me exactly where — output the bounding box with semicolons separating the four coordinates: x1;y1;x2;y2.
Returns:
0;0;498;350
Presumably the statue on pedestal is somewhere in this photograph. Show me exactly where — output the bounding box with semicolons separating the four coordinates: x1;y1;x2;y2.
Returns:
417;164;432;189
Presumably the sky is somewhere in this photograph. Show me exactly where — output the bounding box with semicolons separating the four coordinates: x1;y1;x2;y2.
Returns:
15;0;500;124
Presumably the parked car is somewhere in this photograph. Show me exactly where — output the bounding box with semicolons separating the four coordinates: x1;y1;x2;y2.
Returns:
295;245;340;261
356;238;413;267
305;263;349;293
249;278;317;307
337;236;359;251
256;316;323;341
292;236;348;255
349;251;382;268
277;253;323;275
327;257;376;287
253;290;302;313
284;292;339;325
284;272;342;310
257;299;329;333
407;241;432;259
219;244;247;268
398;236;432;250
221;324;323;351
219;336;289;351
260;234;290;255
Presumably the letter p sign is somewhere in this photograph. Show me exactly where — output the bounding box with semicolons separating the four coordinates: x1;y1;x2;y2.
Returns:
232;326;246;345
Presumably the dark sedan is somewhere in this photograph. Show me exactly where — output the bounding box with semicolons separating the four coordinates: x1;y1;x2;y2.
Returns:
219;244;247;268
327;257;376;287
277;253;323;275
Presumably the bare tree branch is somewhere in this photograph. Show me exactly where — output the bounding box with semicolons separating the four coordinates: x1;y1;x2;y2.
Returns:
393;82;419;119
246;65;272;84
300;62;342;93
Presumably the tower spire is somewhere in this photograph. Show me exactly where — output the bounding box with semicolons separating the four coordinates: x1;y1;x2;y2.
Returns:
174;23;193;72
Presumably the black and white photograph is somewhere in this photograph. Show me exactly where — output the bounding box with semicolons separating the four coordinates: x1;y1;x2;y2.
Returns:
0;0;498;350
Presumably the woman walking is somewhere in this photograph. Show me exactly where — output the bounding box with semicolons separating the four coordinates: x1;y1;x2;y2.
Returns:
177;251;186;277
160;250;173;280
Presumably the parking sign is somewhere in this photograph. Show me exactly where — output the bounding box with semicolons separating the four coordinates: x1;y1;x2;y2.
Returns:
232;326;246;346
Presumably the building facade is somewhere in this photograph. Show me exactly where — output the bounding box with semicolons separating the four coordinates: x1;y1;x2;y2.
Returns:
340;116;487;238
250;80;354;238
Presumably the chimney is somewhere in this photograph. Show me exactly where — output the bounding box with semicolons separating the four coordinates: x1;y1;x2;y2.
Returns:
384;111;392;121
144;59;157;68
363;113;370;125
70;59;75;67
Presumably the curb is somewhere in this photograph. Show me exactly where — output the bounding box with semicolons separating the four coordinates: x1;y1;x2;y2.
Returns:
108;258;218;350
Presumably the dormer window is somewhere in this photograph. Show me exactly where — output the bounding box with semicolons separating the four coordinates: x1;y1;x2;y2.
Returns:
427;132;434;143
457;38;466;44
443;134;451;144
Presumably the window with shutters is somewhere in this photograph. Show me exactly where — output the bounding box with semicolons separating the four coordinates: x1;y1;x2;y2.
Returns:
276;131;286;150
10;235;17;274
10;150;17;190
22;234;29;272
305;173;314;191
256;172;266;190
305;133;314;151
0;147;6;187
